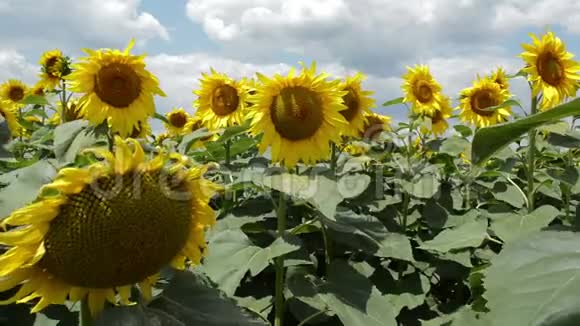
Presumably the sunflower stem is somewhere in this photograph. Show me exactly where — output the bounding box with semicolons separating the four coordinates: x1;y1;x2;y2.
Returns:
60;79;67;124
274;192;287;326
330;143;337;175
225;139;231;167
80;298;94;326
527;94;538;213
320;219;332;273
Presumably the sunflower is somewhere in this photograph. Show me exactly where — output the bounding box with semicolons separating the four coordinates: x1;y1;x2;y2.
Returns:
423;96;452;137
39;49;65;90
194;69;249;130
0;101;22;137
520;31;580;110
54;99;84;124
165;108;190;136
337;73;375;137
489;67;510;91
183;116;216;148
344;141;370;156
402;65;443;116
0;137;218;317
248;62;349;167
359;112;392;140
0;79;29;107
458;77;511;128
114;119;152;139
65;39;166;138
31;82;46;97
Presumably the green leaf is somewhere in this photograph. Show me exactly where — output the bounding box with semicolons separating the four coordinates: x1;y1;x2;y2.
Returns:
153;112;169;124
145;270;269;325
53;120;90;162
20;95;49;106
235;296;273;322
401;174;440;199
324;209;414;261
217;121;251;142
419;218;488;253
178;128;214;153
477;99;522;113
491;205;560;243
0;159;57;219
382;96;404;107
257;173;343;220
472;97;580;164
546;132;580;148
202;228;301;296
484;231;580;326
319;260;397;326
439;136;470;156
23;108;49;119
453;125;473;137
507;69;527;79
338;173;371;198
421;306;492;326
547;166;579;186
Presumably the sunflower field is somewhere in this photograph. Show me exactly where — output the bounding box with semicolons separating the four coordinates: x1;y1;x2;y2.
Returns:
1;30;580;326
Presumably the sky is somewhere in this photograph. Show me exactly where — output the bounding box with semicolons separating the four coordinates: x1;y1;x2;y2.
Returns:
1;0;580;133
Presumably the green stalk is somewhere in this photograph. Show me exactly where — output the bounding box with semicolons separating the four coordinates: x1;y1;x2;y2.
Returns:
330;143;338;175
60;79;67;124
527;95;539;213
225;139;231;167
320;221;332;273
274;192;287;326
80;298;94;326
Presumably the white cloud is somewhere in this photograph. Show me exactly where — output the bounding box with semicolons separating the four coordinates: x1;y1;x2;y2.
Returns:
185;0;580;75
0;50;39;84
0;0;168;53
493;0;580;34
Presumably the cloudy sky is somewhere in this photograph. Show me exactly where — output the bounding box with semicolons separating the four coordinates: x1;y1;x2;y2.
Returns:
1;0;579;131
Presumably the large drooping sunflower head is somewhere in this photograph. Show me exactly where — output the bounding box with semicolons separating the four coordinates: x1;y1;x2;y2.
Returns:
422;96;453;137
0;101;23;137
0;79;29;107
402;64;443;116
489;66;510;91
247;62;350;167
39;49;66;90
65;39;166;138
0;137;219;317
337;73;375;137
359;112;392;140
520;31;580;111
458;77;511;128
165;107;191;136
193;69;249;130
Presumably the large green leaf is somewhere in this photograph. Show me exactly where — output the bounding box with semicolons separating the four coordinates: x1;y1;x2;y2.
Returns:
202;228;301;296
484;231;580;326
0;159;57;219
472;97;580;164
257;173;344;220
324;209;414;261
53;120;99;165
490;205;560;243
319;260;397;326
419;218;488;253
178;128;214;154
94;270;269;326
